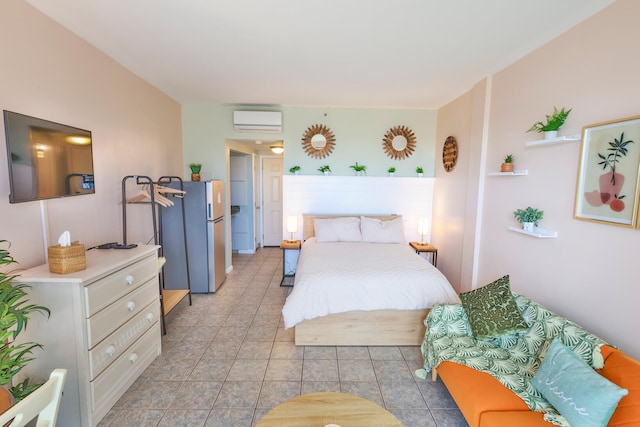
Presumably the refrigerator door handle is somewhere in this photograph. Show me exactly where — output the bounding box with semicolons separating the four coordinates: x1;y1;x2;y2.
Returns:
207;203;212;220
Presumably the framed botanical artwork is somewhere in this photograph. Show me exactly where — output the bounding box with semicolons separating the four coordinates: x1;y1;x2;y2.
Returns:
574;115;640;227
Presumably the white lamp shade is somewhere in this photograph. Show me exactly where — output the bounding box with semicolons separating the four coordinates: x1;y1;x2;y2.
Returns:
286;215;298;233
417;218;429;237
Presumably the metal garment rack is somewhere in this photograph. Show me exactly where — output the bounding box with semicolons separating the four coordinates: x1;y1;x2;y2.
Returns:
121;175;192;335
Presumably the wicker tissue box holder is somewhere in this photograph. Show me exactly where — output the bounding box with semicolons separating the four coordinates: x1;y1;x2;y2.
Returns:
48;242;86;274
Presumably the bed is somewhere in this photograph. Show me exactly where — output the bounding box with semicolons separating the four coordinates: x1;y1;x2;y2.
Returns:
282;214;460;346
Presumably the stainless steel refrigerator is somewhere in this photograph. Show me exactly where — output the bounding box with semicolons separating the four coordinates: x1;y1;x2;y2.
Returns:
160;180;226;293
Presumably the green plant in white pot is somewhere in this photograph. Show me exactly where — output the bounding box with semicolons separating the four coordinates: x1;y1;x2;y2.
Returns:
350;162;367;176
526;106;572;139
0;240;50;402
513;207;544;232
318;165;331;175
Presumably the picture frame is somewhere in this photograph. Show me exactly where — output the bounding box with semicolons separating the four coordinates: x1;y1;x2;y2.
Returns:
574;115;640;227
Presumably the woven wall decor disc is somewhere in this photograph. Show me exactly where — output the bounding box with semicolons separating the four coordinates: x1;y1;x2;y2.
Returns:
442;136;458;172
302;124;336;159
383;125;416;160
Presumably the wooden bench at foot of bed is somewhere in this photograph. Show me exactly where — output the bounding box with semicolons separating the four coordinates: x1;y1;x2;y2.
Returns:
294;308;430;346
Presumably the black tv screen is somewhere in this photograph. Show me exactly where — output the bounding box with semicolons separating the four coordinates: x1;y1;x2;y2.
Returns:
3;111;95;203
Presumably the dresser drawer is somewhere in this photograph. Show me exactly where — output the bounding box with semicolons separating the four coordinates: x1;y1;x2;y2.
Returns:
85;254;158;317
91;325;161;413
86;278;158;348
89;300;160;380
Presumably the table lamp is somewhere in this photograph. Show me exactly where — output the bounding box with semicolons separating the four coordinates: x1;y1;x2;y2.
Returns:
417;218;428;245
286;215;298;242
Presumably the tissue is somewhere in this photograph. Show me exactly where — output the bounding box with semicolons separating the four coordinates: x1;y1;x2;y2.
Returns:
58;231;71;247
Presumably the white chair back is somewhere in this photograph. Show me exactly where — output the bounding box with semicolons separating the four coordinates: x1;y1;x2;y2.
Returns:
0;369;67;427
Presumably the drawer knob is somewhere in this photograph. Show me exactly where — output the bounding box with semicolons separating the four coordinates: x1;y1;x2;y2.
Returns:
125;275;134;285
129;353;138;363
126;301;136;311
105;345;116;357
145;313;154;322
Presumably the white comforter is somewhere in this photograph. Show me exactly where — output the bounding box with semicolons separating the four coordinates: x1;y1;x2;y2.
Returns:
281;238;460;329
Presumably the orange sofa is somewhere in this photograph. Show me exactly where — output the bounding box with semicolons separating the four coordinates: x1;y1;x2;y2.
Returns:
433;344;640;427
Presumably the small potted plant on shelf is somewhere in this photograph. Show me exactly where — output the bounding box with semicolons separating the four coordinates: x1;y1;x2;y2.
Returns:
350;162;367;176
188;163;202;182
513;207;544;232
289;165;300;175
526;106;572;140
0;240;50;402
416;166;424;177
501;154;515;172
318;165;331;175
387;167;396;177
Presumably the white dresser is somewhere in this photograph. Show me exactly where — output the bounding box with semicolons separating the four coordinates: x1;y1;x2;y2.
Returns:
16;245;162;427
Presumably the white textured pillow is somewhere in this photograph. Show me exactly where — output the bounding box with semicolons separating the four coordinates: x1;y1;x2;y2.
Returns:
360;216;405;244
314;217;362;242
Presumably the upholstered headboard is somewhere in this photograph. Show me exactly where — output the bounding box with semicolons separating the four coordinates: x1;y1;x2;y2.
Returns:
302;214;399;241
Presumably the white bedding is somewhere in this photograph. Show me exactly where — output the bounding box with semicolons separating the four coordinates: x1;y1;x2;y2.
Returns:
281;238;460;329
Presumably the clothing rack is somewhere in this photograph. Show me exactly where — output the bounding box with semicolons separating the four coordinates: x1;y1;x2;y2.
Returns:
121;175;192;334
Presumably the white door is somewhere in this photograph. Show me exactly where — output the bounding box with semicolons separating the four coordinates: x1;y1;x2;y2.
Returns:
262;157;283;246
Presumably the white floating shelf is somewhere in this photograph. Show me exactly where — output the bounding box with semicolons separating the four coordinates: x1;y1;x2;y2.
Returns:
508;226;557;238
488;170;528;176
526;134;580;147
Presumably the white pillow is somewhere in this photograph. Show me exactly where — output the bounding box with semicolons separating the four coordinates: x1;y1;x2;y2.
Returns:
313;217;362;242
360;216;405;244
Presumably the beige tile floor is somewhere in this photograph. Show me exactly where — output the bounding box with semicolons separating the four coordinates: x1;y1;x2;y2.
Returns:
98;247;468;427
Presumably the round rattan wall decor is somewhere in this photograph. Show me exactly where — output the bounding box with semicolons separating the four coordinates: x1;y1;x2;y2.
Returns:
301;124;336;159
382;125;416;160
442;136;458;172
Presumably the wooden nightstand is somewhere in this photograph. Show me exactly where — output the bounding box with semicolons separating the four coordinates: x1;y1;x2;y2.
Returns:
280;240;301;287
409;242;438;267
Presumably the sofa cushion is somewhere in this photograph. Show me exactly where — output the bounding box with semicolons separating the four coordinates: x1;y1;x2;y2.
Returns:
533;339;628;427
599;346;640;427
436;361;533;427
459;275;528;339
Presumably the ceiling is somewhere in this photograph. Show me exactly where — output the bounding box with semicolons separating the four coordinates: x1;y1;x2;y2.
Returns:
25;0;614;109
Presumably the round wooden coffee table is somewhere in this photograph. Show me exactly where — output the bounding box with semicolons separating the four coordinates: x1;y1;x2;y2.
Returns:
255;392;403;427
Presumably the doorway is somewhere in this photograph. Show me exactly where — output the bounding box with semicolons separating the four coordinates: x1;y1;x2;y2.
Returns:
227;140;284;252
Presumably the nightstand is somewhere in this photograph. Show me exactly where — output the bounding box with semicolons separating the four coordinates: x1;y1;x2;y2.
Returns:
409;241;438;267
280;240;301;287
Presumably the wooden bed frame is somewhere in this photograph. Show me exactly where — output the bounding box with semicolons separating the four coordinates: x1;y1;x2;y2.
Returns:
293;214;430;346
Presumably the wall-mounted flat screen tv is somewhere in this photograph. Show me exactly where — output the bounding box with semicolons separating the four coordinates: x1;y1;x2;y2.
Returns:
3;110;95;203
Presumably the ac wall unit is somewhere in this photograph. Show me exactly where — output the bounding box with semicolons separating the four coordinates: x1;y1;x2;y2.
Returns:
233;111;282;133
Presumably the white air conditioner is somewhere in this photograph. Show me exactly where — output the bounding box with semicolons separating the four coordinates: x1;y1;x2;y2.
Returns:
233;111;282;133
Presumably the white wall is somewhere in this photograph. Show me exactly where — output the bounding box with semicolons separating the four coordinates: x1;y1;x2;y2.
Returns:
0;1;182;267
283;176;435;243
436;0;640;358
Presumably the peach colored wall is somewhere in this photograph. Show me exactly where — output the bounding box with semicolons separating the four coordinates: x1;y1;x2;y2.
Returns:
438;0;640;358
433;88;473;291
0;1;182;268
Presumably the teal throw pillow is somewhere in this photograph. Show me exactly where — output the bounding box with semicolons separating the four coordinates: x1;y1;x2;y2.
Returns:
532;338;628;427
459;275;528;339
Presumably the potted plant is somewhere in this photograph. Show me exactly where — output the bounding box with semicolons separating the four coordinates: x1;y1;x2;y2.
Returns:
188;163;202;182
501;154;515;172
416;166;424;177
318;165;331;175
289;166;300;175
526;106;572;139
387;167;396;177
0;240;50;402
350;162;367;176
513;207;544;232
